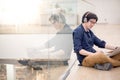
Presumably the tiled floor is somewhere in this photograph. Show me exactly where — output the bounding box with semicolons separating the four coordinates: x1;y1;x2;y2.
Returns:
66;61;120;80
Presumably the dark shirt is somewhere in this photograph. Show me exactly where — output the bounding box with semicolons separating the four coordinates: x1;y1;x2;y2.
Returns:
57;24;72;34
73;24;106;63
45;24;73;58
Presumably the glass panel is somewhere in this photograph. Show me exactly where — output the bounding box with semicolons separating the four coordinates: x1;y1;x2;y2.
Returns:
0;0;77;80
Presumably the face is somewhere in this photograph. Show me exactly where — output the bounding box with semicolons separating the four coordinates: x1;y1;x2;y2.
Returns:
50;20;62;30
86;19;96;30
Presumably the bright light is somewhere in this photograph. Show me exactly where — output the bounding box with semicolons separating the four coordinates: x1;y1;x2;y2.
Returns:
0;0;44;25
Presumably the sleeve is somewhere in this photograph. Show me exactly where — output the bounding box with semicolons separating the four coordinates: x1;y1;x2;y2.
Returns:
44;35;58;48
93;34;106;48
73;30;83;53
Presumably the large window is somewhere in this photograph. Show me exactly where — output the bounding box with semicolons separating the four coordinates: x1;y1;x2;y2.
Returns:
0;0;78;80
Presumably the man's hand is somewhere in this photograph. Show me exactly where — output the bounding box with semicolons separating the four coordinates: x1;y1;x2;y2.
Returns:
107;47;120;57
113;47;120;54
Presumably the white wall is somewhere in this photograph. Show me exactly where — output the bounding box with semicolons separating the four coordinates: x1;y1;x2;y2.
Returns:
77;0;96;24
76;0;120;24
88;0;120;24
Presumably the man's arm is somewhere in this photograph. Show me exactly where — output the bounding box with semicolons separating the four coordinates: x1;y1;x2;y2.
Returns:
105;43;120;56
105;43;118;50
79;49;94;56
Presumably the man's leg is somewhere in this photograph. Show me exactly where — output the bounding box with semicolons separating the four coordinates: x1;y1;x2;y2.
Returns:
82;52;120;67
107;57;120;67
82;53;109;67
110;52;120;61
82;53;113;70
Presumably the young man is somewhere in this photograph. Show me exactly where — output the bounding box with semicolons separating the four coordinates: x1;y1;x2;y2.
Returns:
18;13;73;67
41;13;73;60
73;11;120;71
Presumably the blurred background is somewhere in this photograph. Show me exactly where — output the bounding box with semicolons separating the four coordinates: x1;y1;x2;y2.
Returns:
0;0;119;34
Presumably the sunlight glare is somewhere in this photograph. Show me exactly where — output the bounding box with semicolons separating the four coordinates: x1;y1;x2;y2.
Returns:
0;0;43;24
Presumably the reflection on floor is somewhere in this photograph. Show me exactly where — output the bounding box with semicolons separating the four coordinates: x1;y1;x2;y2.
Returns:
0;65;6;80
0;63;68;80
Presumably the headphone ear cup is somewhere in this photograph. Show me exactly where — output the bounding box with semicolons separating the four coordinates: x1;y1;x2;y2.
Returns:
59;14;65;24
84;17;87;22
59;17;63;23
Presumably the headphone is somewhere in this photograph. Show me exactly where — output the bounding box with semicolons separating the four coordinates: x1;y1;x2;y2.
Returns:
58;14;66;24
49;13;66;24
84;12;90;23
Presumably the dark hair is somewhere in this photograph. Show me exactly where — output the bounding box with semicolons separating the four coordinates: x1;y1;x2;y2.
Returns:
49;13;66;24
82;11;98;23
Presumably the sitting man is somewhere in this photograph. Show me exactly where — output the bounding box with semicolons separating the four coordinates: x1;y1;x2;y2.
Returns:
18;13;73;67
73;11;120;71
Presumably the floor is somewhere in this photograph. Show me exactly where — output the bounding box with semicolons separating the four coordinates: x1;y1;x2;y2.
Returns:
66;61;120;80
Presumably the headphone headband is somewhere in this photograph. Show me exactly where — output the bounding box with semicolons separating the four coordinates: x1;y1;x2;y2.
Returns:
85;12;90;18
84;12;90;22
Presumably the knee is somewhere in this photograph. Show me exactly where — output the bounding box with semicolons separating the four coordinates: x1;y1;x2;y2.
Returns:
82;57;95;67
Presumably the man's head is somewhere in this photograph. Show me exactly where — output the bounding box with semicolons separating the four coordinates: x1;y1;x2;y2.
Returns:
49;13;66;30
82;11;98;30
82;11;98;23
49;13;66;24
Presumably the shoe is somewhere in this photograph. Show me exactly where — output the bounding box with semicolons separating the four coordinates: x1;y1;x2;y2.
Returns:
33;66;42;70
18;59;30;66
31;65;43;70
78;64;82;66
94;63;113;71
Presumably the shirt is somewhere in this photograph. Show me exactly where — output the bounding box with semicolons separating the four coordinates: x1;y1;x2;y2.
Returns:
44;24;73;59
73;24;106;63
